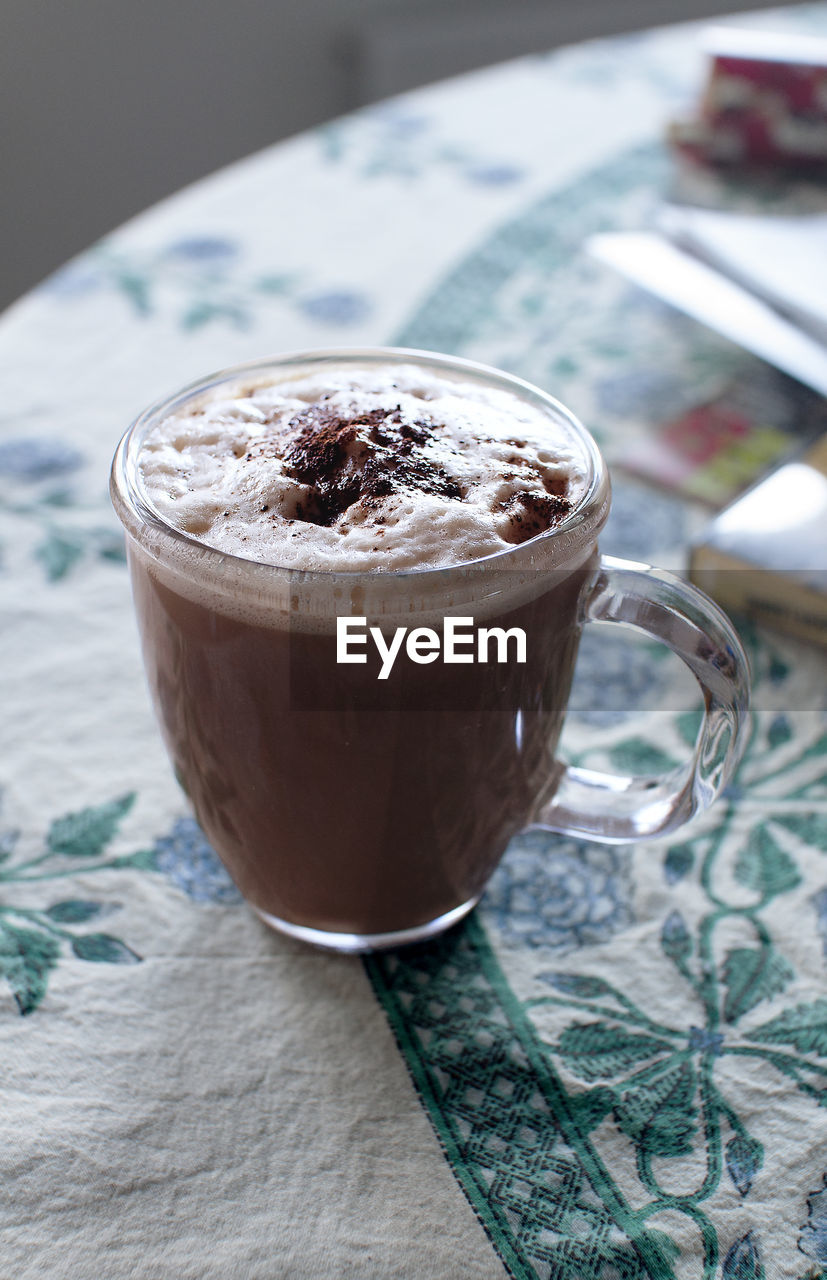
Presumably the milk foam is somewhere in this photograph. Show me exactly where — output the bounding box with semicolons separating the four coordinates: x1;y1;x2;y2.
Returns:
137;366;590;573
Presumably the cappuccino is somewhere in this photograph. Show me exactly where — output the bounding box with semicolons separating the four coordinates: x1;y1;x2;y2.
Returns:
114;352;609;947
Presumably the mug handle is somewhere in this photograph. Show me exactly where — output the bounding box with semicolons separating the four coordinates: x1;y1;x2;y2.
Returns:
535;555;750;842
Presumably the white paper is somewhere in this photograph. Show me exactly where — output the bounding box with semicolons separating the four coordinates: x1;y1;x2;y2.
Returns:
588;230;827;397
656;206;827;347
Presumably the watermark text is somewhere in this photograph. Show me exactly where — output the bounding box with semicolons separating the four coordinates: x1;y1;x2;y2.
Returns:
337;616;526;680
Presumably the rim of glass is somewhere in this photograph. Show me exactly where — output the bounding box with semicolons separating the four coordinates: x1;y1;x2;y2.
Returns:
112;346;609;579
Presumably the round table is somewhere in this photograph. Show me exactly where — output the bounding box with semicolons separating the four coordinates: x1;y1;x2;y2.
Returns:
2;8;826;1277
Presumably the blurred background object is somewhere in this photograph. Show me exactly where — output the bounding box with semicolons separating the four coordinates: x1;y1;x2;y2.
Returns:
669;26;827;166
0;0;804;312
689;434;827;646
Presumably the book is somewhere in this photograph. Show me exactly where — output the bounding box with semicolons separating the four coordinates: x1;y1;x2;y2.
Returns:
688;434;827;647
669;26;827;169
619;371;826;507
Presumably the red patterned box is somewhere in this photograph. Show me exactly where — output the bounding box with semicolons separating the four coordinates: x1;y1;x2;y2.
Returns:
670;27;827;168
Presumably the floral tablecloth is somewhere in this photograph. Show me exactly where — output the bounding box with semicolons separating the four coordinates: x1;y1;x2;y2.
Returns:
2;8;827;1278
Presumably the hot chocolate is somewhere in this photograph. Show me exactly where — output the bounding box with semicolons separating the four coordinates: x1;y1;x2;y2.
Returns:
113;351;754;948
127;557;590;939
113;351;752;948
112;351;610;948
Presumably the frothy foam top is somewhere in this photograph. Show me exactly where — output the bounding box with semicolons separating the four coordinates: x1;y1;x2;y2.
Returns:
137;365;590;572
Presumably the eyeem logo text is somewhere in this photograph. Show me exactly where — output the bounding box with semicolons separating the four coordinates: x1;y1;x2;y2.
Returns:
337;616;526;680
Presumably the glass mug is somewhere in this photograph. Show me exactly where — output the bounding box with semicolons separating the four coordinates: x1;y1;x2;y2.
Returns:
111;349;749;952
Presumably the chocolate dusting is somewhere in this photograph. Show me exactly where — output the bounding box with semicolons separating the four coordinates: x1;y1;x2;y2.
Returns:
502;491;572;544
279;406;462;526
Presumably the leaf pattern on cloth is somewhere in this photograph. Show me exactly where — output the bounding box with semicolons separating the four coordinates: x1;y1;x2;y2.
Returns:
0;925;60;1016
0;801;245;1015
721;948;795;1023
317;104;526;186
40;236;372;333
725;1133;764;1198
799;1175;827;1268
0;432;126;584
751;1002;827;1057
0;795;152;1013
734;827;802;898
613;1058;698;1159
557;1023;675;1083
723;1231;764;1279
47;794;136;859
366;617;827;1277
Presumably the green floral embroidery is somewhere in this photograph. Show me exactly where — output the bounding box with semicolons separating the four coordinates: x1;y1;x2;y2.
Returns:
536;788;826;1185
0;794;153;1014
368;919;681;1279
0;436;125;583
367;624;827;1277
722;1231;764;1279
33;522;127;581
318;106;525;186
43;236;371;332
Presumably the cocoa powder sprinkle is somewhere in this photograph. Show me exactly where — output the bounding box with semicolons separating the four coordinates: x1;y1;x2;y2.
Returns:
278;405;463;527
502;491;572;544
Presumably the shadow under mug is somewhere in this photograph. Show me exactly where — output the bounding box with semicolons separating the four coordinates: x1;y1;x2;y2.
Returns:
111;348;750;952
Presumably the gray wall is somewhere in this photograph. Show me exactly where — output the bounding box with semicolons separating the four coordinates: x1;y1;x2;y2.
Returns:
1;0;798;312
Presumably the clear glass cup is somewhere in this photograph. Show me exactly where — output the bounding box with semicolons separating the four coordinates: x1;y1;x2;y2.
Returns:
110;348;750;952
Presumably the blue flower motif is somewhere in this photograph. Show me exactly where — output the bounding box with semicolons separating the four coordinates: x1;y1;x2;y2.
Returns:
602;478;686;563
40;261;102;298
800;1175;827;1265
688;1026;724;1055
0;437;84;480
152;817;242;904
565;480;686;725
298;289;371;326
663;843;694;884
164;236;238;263
465;163;524;186
568;625;668;727
382;111;430;137
482;830;633;949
